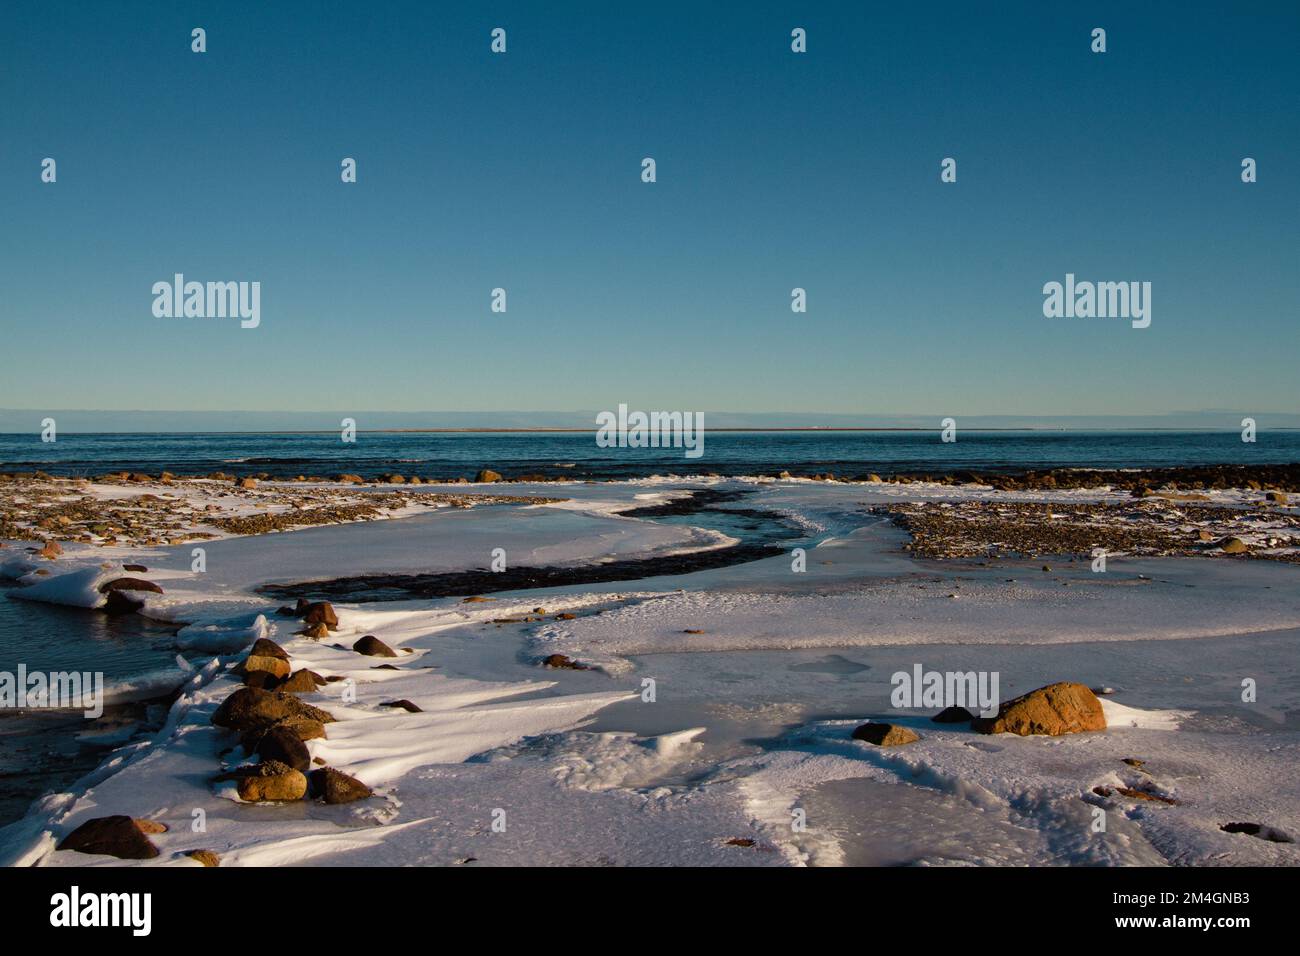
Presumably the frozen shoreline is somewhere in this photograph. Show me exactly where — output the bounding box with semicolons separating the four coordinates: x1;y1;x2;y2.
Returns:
2;477;1297;867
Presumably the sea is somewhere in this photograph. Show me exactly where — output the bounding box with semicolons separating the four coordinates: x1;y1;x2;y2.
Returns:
3;429;1298;480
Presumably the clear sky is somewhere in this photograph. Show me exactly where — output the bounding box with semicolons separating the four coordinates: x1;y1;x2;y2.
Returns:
2;1;1296;421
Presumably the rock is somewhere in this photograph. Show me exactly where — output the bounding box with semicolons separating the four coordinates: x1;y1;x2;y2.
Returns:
308;767;373;804
554;613;576;621
186;849;221;867
971;681;1105;736
56;815;160;860
1197;529;1216;541
851;723;919;746
236;477;258;490
278;669;325;693
133;819;168;834
301;601;338;629
724;838;757;847
931;706;974;723
1217;536;1249;554
336;473;364;484
277;717;327;741
98;580;163;595
242;670;284;690
1114;787;1179;805
1265;490;1288;504
541;653;589;670
104;579;165;600
353;635;397;657
299;621;330;639
235;760;307;802
103;590;145;615
867;474;883;483
247;725;311;772
1221;822;1294;843
475;469;503;483
380;699;422;713
243;638;291;681
211;687;335;735
38;540;62;559
123;563;149;572
462;595;494;603
1122;758;1146;769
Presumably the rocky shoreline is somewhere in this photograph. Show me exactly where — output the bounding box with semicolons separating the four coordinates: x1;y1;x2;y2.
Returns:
880;496;1300;562
0;473;563;551
3;461;1298;490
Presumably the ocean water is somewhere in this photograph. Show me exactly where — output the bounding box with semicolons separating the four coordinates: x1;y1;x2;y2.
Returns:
1;430;1297;480
0;584;183;826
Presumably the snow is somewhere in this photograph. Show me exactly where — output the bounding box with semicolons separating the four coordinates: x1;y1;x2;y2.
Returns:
8;565;108;609
2;477;1297;868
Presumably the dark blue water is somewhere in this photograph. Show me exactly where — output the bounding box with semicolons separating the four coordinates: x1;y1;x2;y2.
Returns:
2;430;1296;480
0;584;183;828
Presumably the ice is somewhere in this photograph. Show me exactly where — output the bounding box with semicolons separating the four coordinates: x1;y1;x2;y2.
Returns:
3;477;1297;868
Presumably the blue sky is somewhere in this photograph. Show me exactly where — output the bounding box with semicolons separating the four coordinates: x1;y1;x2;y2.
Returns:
1;1;1297;422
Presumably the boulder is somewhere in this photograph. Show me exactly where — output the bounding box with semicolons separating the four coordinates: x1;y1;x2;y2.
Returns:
278;669;325;693
299;621;330;639
353;635;397;657
247;725;311;772
186;849;221;867
851;723;919;747
380;699;422;713
276;717;328;742
971;681;1105;736
242;670;284;690
931;706;974;723
243;638;291;681
475;469;503;483
56;815;160;860
1217;536;1249;554
1265;490;1288;504
301;601;338;629
235;761;307;802
541;653;588;670
308;767;373;804
123;563;149;572
211;687;335;735
38;540;62;559
103;590;145;615
236;477;258;490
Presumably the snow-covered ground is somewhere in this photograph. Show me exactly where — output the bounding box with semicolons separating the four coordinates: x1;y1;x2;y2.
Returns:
2;477;1297;866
